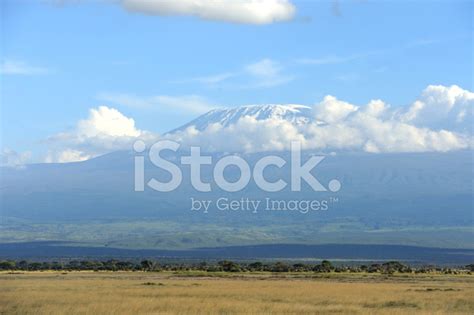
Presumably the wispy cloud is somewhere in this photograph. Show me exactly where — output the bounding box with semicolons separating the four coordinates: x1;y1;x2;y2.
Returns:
244;58;294;88
373;66;388;73
334;73;360;82
404;38;441;49
177;58;294;89
174;72;237;85
97;93;215;114
0;60;50;75
297;38;441;67
296;51;379;66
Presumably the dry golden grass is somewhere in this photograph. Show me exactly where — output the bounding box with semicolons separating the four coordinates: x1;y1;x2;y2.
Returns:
0;271;473;314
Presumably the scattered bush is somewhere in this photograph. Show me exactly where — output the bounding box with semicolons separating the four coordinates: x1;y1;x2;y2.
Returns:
0;259;471;274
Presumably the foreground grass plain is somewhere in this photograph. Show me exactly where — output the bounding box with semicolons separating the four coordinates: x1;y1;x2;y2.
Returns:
1;271;473;314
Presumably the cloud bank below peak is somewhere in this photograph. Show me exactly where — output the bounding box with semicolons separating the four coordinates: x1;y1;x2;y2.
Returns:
6;84;471;165
166;84;473;154
121;0;296;25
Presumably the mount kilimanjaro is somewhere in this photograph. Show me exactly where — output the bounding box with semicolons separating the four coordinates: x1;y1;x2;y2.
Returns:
0;104;472;252
169;104;312;133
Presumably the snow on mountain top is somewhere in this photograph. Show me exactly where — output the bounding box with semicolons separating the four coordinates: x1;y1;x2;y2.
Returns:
168;104;312;133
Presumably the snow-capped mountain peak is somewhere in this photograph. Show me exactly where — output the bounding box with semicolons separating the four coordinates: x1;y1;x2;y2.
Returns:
168;104;312;133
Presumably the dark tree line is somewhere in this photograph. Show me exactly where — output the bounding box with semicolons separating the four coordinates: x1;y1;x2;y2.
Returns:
0;259;472;274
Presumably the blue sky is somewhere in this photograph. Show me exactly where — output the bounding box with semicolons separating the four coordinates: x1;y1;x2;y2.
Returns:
0;0;472;162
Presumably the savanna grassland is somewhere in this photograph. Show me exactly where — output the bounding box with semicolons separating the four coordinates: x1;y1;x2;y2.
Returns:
0;271;473;314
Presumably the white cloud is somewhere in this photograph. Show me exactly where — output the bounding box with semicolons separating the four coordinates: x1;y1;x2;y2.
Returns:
25;85;473;164
401;85;473;133
364;100;388;118
245;59;280;77
182;58;294;89
296;51;379;66
168;116;306;153
165;85;473;154
334;73;360;82
190;72;236;85
243;58;293;87
97;93;215;114
168;108;470;154
313;95;358;124
346;109;468;153
44;149;91;164
297;55;359;66
0;60;49;75
96;93;153;109
45;106;158;163
296;39;440;67
76;106;142;138
0;149;31;167
154;95;215;114
121;0;296;24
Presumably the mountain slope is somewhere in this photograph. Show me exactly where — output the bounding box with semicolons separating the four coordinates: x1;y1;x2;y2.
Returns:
1;103;472;250
1;149;472;249
168;104;312;133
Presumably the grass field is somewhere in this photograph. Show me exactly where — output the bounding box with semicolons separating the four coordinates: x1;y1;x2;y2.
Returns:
1;271;473;314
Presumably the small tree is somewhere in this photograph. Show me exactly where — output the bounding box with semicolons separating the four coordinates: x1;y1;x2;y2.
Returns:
292;263;307;272
0;261;16;270
314;260;333;273
248;262;264;271
272;262;290;272
218;260;241;272
140;260;155;271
